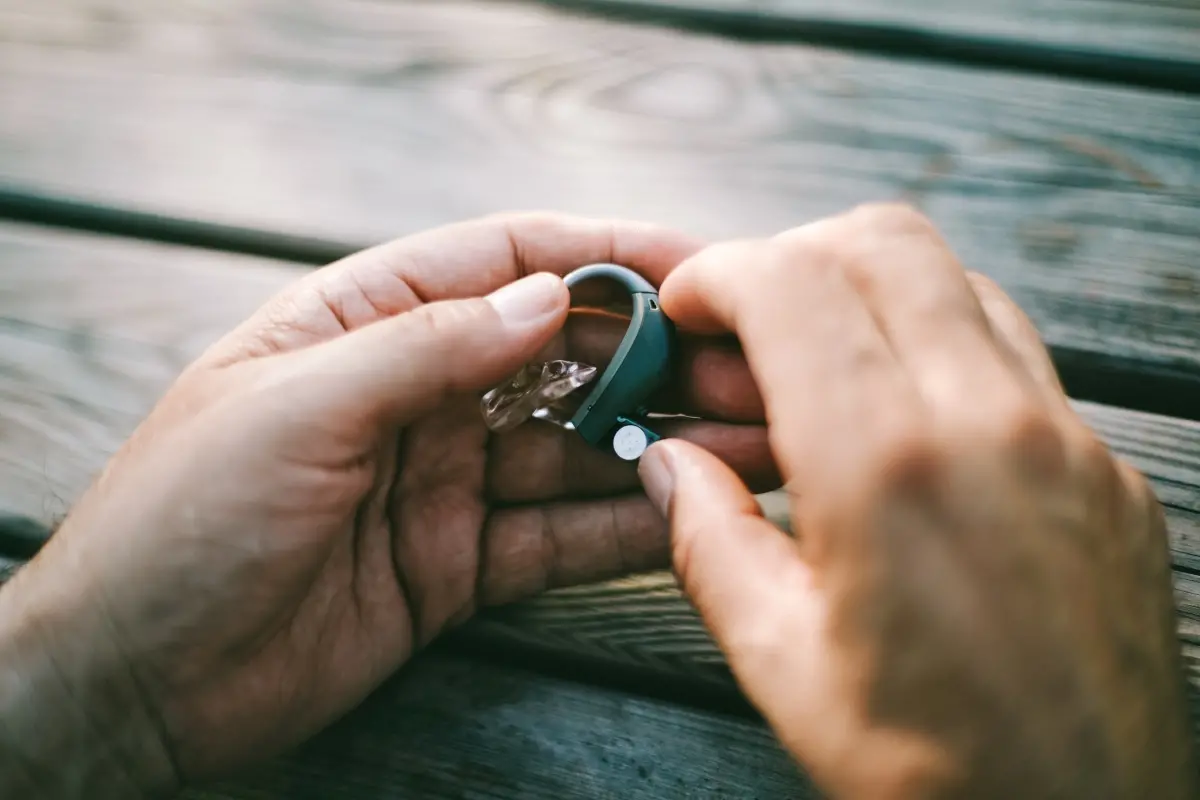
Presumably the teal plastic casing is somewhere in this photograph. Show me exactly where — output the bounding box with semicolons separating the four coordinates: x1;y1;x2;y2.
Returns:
562;264;675;460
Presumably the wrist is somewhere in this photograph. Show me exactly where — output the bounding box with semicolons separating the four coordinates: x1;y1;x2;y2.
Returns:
0;552;180;800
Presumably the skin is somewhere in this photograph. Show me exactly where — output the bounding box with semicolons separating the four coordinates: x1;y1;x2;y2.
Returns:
639;203;1198;799
0;205;1193;799
0;212;774;798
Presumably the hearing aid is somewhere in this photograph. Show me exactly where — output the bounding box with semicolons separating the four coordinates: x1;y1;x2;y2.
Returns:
560;263;675;461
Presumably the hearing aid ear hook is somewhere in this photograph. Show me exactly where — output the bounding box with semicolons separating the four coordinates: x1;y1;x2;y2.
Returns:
561;264;675;461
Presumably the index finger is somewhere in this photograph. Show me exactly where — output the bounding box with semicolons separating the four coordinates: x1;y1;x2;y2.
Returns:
659;232;920;492
203;213;703;365
322;212;702;314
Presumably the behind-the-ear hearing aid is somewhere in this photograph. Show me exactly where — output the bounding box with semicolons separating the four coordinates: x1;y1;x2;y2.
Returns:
559;264;675;461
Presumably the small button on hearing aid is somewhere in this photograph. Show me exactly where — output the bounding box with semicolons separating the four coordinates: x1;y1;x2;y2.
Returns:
560;264;675;462
611;422;651;462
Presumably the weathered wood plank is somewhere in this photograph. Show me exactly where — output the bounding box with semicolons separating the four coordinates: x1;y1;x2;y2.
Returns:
0;0;1197;416
472;498;1200;678
0;227;303;523
3;225;1200;733
537;0;1200;78
177;651;816;799
8;0;1198;72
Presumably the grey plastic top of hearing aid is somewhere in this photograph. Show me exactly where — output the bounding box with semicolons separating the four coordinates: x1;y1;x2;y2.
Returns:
563;263;658;295
560;263;674;448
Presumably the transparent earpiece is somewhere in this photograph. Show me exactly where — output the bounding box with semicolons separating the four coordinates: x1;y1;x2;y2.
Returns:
480;360;598;434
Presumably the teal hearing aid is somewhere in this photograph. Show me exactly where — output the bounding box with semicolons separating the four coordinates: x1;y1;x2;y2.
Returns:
561;263;675;461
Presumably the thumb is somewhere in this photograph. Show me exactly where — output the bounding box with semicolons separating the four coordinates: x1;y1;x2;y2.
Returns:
638;439;834;752
294;272;570;425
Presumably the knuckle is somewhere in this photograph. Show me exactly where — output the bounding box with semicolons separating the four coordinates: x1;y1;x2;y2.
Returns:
847;201;936;239
965;272;1031;330
869;429;948;497
938;400;1071;477
1071;424;1116;469
482;210;570;261
1110;457;1168;566
770;225;851;279
408;298;488;348
407;300;449;340
992;408;1127;494
1000;404;1063;453
990;403;1074;478
1115;458;1155;507
1065;423;1123;488
769;203;945;289
964;270;1005;300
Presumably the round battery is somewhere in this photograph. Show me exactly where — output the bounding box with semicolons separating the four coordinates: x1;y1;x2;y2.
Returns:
612;424;650;461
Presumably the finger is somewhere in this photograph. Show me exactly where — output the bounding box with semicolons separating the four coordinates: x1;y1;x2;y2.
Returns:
816;204;1025;418
289;273;569;427
658;239;766;335
308;213;702;325
670;338;762;421
487;418;778;503
965;272;1068;405
477;493;671;607
660;237;920;488
203;214;703;365
553;309;762;421
637;440;837;760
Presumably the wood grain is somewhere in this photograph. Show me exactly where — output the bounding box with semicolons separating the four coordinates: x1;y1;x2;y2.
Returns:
0;226;303;522
178;651;819;799
538;0;1200;75
0;2;1198;415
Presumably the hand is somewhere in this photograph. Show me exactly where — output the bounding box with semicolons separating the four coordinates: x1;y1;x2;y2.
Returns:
639;204;1197;798
0;213;775;796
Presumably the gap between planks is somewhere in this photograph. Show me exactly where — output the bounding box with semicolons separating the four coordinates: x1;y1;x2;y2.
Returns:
525;0;1200;94
1;2;1198;419
2;182;1200;419
179;650;820;799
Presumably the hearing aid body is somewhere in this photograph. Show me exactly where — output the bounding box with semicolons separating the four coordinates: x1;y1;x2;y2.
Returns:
562;264;675;461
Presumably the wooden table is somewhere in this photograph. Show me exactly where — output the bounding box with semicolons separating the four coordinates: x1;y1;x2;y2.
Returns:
1;1;1197;796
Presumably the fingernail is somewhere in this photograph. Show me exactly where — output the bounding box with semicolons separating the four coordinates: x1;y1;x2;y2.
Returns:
638;443;676;518
487;273;567;328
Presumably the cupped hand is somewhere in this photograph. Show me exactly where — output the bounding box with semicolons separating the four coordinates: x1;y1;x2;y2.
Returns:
640;204;1197;799
0;213;774;792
